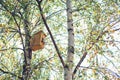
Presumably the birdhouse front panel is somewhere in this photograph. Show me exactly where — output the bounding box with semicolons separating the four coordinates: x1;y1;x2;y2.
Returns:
30;31;46;51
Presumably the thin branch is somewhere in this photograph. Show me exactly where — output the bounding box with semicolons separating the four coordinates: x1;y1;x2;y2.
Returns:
113;27;120;31
36;0;43;4
102;54;118;70
12;15;26;54
100;40;120;43
72;18;120;77
36;0;65;67
32;55;55;70
72;52;87;77
73;30;108;77
33;9;65;31
100;67;120;78
80;66;120;78
0;48;23;51
0;68;22;79
61;0;66;4
72;42;96;76
0;1;25;53
46;9;66;19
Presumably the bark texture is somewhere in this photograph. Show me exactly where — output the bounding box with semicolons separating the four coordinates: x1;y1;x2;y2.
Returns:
64;0;74;80
22;7;32;79
22;24;32;80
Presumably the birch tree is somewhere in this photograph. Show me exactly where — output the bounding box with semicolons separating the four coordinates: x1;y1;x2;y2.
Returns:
0;0;120;80
65;0;74;80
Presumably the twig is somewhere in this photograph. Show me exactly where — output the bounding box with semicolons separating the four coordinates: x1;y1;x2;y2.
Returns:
0;1;25;53
102;54;118;70
80;66;120;78
0;68;22;79
72;29;108;77
0;48;23;51
72;51;87;77
32;55;55;70
61;0;66;4
72;18;120;77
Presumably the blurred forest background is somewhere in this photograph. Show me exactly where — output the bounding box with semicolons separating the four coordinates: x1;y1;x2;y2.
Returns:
0;0;120;80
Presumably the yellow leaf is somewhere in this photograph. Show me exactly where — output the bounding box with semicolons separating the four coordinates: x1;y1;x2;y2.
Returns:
118;10;120;14
110;30;115;33
0;24;5;27
94;50;98;55
0;24;2;27
99;43;103;48
86;44;92;50
92;30;99;35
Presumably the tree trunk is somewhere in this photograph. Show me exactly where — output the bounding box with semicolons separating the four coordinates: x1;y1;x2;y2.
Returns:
22;21;32;80
64;0;74;80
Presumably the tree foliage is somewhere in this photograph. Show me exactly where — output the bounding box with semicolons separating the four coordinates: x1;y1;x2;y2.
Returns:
0;0;120;80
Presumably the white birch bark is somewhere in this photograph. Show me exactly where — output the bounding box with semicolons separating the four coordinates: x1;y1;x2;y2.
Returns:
64;0;74;80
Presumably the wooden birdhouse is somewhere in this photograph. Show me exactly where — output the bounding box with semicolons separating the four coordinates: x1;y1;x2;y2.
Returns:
30;30;46;51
